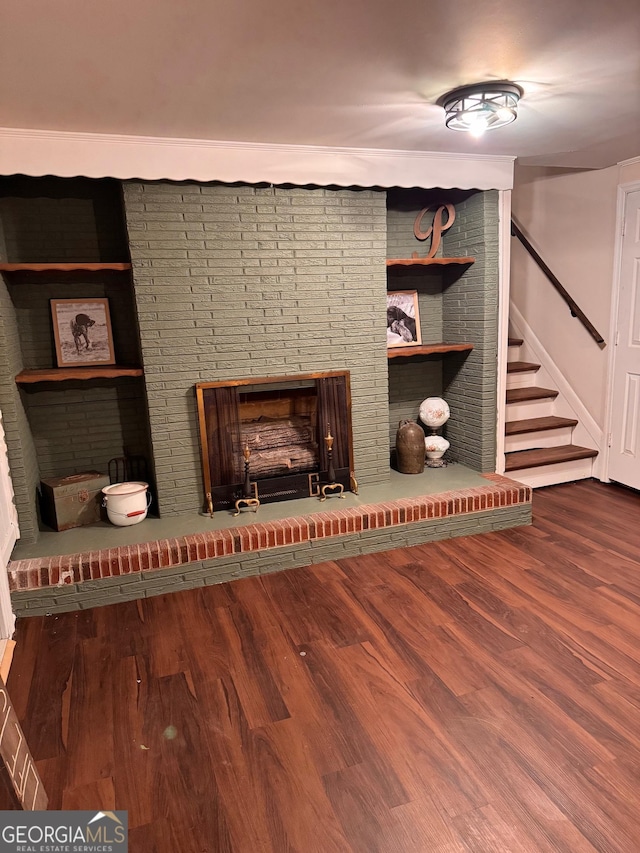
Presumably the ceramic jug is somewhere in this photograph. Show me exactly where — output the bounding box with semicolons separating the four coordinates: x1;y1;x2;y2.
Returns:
395;419;425;474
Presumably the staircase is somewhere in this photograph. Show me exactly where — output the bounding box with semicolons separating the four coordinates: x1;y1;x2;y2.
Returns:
504;337;598;488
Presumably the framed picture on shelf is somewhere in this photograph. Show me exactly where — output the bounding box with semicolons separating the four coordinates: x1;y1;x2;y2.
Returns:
50;297;116;367
387;290;422;349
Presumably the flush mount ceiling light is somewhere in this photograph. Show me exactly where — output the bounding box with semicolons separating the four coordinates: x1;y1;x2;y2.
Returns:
438;82;523;137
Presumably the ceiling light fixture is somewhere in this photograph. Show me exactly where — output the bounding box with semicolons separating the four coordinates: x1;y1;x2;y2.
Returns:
438;82;523;135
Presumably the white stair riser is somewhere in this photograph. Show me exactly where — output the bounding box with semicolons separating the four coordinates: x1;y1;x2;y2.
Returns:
506;399;556;420
507;371;541;389
507;458;595;489
505;427;574;452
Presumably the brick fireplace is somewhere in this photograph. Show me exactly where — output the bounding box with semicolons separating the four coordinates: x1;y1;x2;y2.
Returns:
124;182;391;518
123;182;500;518
0;176;530;613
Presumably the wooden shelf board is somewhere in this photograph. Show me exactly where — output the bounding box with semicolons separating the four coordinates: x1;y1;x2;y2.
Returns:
16;367;143;384
386;257;475;267
387;342;473;359
0;262;131;272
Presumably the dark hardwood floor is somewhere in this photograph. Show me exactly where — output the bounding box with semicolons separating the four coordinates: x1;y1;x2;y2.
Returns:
5;479;640;852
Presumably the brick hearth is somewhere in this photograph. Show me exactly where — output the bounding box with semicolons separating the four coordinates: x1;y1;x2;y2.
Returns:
8;474;530;614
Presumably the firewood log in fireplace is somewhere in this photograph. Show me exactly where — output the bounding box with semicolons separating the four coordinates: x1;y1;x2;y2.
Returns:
241;416;319;477
249;446;319;477
243;417;315;450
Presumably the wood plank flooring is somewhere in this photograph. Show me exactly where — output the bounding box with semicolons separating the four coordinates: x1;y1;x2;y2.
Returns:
5;479;640;852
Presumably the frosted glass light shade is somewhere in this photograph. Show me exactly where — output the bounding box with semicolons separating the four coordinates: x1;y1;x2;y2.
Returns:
419;397;450;429
425;435;450;460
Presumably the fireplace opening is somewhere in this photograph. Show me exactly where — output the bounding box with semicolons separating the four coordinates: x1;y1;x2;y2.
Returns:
240;386;319;479
196;372;355;511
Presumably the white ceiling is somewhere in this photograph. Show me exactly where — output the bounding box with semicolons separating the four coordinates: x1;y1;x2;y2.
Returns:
2;0;639;170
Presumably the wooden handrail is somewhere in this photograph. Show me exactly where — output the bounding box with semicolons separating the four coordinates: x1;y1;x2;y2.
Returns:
511;218;605;347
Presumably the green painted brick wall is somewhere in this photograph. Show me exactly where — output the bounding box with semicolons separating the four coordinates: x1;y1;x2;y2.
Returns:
388;359;442;451
0;177;153;542
23;384;150;481
0;177;125;263
0;212;40;542
8;275;141;369
123;182;391;517
387;196;445;455
0;277;40;543
7;273;150;480
443;190;500;471
385;190;499;467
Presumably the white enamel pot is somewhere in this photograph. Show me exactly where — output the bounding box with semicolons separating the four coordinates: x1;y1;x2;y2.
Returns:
102;481;150;526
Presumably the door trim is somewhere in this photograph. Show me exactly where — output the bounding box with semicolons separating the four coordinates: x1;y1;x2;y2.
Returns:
495;189;512;475
603;179;640;483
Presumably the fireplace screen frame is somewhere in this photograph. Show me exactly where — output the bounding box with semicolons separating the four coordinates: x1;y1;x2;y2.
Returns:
195;371;356;512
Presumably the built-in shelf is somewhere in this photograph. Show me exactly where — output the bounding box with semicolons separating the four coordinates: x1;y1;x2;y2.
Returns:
387;343;474;359
15;366;144;384
386;257;475;268
0;262;131;273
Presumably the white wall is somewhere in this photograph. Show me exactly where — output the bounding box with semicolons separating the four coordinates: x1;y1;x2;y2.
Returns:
0;410;17;638
511;164;619;426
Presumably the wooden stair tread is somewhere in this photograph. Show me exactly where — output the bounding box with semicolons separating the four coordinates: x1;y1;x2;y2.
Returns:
505;444;598;471
506;386;559;403
505;416;578;435
507;361;540;374
508;337;523;346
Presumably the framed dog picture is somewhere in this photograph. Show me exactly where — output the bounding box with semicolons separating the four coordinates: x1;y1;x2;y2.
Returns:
50;297;116;367
387;290;422;349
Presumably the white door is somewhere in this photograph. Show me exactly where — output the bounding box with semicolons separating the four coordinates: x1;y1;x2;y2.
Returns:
609;189;640;490
0;410;17;638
